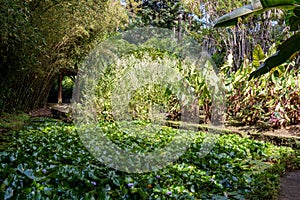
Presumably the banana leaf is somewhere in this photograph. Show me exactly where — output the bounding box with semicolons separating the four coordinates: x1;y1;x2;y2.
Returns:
260;0;295;7
289;15;300;31
249;33;300;79
214;0;300;80
213;4;261;27
289;7;300;31
214;0;296;27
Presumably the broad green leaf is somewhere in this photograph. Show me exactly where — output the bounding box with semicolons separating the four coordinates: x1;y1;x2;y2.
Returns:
290;7;300;31
249;33;300;79
294;7;300;16
290;7;300;30
253;44;266;67
268;43;277;56
24;169;36;179
214;0;296;27
4;187;13;200
289;16;300;31
260;0;295;8
17;164;24;173
214;4;257;27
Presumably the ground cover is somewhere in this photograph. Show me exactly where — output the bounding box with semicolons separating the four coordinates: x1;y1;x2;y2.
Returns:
0;119;297;199
0;113;30;152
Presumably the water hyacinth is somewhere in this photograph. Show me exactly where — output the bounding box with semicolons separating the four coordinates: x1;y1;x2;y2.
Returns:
0;121;296;199
128;183;134;188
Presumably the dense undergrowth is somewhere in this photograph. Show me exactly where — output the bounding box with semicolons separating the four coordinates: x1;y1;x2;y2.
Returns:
79;45;300;128
0;119;297;199
222;44;300;126
0;113;30;131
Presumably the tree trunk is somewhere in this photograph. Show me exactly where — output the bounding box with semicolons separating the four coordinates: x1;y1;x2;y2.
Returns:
58;74;63;104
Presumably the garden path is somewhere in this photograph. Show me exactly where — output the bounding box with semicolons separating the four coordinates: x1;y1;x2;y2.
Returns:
279;170;300;200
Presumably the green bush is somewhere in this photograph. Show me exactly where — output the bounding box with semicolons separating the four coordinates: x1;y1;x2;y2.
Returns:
93;48;216;123
82;42;300;126
222;44;300;126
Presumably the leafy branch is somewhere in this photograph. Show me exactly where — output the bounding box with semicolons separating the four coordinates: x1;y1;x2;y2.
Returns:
214;0;300;79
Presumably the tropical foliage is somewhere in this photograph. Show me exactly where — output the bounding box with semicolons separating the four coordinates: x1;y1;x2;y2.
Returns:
0;0;127;112
0;120;297;199
85;40;300;126
222;44;300;125
2;1;300;199
214;0;300;78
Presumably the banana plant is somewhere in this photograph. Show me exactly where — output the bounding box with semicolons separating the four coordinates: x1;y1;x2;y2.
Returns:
214;0;300;79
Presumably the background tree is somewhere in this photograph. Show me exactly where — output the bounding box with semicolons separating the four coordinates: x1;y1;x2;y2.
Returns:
127;0;288;70
214;0;300;78
0;0;128;112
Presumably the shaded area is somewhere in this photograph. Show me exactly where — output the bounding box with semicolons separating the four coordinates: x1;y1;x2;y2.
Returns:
279;170;300;200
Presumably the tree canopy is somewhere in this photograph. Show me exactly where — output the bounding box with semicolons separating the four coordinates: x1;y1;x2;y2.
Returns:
0;0;128;111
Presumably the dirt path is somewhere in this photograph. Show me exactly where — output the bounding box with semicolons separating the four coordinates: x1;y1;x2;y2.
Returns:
279;170;300;199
